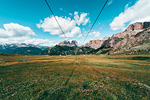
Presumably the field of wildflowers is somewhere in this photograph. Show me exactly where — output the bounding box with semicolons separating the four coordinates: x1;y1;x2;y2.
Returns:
0;53;150;99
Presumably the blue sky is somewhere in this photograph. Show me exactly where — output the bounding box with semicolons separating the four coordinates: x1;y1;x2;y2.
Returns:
0;0;150;46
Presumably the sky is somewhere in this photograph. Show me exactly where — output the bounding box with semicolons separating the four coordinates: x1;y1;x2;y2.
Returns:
0;0;150;46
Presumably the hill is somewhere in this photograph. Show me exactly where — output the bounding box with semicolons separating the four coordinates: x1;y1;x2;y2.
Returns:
13;47;42;55
0;43;48;55
41;45;94;55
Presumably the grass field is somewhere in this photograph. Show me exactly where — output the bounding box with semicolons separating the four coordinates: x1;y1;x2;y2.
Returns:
0;53;150;99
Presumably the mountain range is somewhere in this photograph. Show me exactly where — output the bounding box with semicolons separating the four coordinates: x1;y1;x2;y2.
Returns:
0;22;150;55
0;43;48;55
58;40;78;47
85;22;150;55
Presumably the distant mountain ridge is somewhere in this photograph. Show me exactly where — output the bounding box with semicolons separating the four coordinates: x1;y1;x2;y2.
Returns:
0;43;48;55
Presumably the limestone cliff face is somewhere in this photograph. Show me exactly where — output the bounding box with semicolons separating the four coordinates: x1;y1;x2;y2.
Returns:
84;37;108;49
58;40;78;47
126;22;150;31
114;27;150;50
70;40;78;47
84;22;150;53
58;40;70;46
102;36;123;48
113;22;150;39
114;31;138;38
113;22;150;50
108;22;150;49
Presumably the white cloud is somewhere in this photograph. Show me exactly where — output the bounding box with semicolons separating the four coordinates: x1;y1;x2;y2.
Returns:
100;27;102;29
59;27;81;37
23;38;55;46
0;23;35;38
60;8;63;10
60;8;66;12
0;37;30;44
0;23;54;46
74;12;90;26
108;0;113;5
37;16;76;35
0;37;54;46
89;31;101;37
110;0;150;30
69;13;72;16
125;2;131;10
37;11;90;38
77;34;82;38
121;27;126;31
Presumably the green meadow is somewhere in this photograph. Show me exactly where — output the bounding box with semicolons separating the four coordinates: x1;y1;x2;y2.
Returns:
0;53;150;99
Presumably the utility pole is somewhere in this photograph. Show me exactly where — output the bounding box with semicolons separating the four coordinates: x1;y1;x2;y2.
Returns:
74;50;78;60
65;51;67;56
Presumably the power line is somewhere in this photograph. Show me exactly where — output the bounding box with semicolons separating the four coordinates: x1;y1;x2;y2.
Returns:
81;0;108;45
45;0;68;41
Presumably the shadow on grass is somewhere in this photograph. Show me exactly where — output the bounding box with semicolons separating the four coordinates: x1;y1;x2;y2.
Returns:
65;66;76;86
132;56;150;61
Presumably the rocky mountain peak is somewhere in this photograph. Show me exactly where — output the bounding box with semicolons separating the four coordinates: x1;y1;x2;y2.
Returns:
70;40;78;47
84;21;150;53
84;37;109;49
126;22;150;31
58;40;78;47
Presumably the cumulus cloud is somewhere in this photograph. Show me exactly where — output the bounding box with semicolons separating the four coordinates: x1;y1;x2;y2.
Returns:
108;0;113;5
59;27;81;37
69;13;72;16
89;31;101;37
37;16;76;35
37;16;76;36
0;37;30;44
0;37;54;46
110;0;150;30
0;23;54;46
77;34;82;38
37;11;90;38
23;38;55;46
0;23;35;38
60;8;66;12
74;11;89;26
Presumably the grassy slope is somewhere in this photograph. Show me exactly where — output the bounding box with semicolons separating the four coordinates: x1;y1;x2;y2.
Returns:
0;54;150;99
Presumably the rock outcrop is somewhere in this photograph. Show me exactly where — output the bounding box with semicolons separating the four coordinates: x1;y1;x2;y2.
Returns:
85;22;150;54
101;36;123;48
114;31;138;38
126;22;150;31
58;40;70;46
70;40;78;47
114;27;150;50
58;40;78;47
113;22;150;39
84;37;108;49
107;22;150;49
